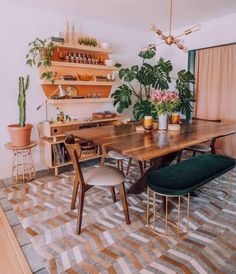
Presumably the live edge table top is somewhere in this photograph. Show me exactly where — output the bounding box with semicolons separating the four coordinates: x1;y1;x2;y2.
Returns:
68;120;236;162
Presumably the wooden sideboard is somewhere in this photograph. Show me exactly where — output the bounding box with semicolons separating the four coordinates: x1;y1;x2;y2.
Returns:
38;116;124;175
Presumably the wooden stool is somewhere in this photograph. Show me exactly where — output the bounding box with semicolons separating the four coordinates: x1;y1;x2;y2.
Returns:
5;141;37;183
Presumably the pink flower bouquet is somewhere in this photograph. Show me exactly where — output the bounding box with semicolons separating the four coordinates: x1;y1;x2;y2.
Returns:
151;90;180;115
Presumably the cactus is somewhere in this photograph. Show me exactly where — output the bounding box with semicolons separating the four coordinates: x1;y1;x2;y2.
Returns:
18;75;30;127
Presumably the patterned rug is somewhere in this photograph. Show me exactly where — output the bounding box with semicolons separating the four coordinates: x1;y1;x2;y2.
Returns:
3;157;236;274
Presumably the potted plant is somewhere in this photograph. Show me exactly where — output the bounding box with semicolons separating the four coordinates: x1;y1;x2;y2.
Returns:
112;48;195;120
8;76;33;147
26;38;55;83
151;90;180;130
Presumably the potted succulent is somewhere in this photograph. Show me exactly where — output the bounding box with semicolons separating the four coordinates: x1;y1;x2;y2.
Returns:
8;76;33;147
26;38;55;83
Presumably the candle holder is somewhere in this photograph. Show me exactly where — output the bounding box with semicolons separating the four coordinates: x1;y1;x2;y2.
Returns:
143;116;153;132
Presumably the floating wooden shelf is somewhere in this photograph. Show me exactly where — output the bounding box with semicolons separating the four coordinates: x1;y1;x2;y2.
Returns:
47;98;114;105
53;42;114;54
41;80;117;86
51;61;118;71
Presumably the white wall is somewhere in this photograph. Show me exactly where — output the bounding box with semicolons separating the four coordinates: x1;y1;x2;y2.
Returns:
0;0;153;179
155;13;236;77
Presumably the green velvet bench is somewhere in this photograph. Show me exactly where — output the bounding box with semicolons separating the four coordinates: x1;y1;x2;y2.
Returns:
146;154;235;236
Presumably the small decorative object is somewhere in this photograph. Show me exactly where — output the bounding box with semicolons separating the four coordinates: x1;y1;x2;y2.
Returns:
168;124;181;131
8;76;33;147
78;37;98;47
92;111;117;119
77;74;93;81
63;75;77;81
66;86;77;97
143;116;153;132
104;59;115;66
96;76;107;81
100;42;110;49
170;113;180;124
57;111;65;122
151;90;180;131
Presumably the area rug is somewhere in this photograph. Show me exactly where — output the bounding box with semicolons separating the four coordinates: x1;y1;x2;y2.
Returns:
3;158;236;273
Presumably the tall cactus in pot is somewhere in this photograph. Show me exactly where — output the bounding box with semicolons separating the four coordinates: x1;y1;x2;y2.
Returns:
7;75;32;147
18;75;30;127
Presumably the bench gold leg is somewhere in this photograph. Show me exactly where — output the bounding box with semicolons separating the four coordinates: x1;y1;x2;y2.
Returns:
177;196;181;236
153;191;156;230
187;193;190;232
165;196;168;235
146;187;150;225
228;171;232;200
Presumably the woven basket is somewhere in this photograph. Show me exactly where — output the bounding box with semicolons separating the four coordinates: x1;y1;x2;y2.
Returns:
81;148;98;159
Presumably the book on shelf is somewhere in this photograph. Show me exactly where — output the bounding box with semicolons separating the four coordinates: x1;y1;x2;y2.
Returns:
52;144;61;165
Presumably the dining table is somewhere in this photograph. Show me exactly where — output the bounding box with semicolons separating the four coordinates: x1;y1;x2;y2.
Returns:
68;120;236;194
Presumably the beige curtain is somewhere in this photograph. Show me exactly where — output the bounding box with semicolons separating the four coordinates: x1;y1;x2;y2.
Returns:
194;44;236;157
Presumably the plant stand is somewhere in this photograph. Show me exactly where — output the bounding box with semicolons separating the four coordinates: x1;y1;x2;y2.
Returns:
5;141;37;183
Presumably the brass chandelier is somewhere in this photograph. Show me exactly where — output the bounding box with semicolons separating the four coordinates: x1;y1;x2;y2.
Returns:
144;0;201;53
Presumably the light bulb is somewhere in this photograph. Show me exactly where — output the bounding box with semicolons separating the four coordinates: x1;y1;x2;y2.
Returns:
150;24;157;32
191;24;201;32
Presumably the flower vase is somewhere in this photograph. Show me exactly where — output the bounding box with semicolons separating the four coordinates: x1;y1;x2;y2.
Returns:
158;114;168;130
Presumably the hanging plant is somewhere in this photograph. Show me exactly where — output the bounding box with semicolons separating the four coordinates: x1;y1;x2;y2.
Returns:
26;38;55;83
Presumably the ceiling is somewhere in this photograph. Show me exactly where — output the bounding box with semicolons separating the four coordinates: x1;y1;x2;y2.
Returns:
12;0;236;31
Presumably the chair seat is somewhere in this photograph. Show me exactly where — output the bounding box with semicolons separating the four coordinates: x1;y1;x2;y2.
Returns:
108;150;127;160
147;154;235;196
188;143;211;152
83;166;125;186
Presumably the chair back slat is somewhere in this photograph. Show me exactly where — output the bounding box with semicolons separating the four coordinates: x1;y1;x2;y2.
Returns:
65;135;85;187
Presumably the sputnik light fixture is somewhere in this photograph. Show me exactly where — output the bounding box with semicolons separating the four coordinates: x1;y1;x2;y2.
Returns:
143;0;201;53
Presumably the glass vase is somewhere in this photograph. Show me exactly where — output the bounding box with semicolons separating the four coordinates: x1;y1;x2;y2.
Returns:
158;114;168;130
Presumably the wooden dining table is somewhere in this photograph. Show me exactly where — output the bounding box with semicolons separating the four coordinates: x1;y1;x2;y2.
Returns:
68;120;236;194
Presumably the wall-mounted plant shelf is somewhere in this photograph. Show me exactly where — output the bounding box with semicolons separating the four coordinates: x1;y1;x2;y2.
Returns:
53;42;114;54
47;98;114;105
50;61;118;71
41;80;117;86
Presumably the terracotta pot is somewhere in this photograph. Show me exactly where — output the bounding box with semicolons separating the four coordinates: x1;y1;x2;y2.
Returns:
7;124;33;147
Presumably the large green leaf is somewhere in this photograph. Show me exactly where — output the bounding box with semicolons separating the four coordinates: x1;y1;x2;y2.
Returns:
118;65;139;82
138;47;156;59
176;69;195;119
151;58;172;90
133;100;157;121
111;84;132;113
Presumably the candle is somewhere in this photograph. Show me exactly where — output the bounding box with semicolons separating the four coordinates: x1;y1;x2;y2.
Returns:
170;113;180;124
143;116;153;131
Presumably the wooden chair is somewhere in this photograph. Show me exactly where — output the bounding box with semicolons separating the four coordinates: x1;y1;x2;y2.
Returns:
107;150;146;176
177;117;221;162
65;135;131;234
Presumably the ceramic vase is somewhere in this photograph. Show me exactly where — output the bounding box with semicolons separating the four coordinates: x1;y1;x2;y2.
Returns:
158;114;168;130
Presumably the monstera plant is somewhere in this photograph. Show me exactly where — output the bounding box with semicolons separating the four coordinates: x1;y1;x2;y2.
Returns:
112;48;195;120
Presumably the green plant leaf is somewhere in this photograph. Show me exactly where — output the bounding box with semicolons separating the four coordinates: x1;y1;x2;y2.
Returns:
138;47;156;59
111;84;132;113
176;69;195;119
133;100;157;121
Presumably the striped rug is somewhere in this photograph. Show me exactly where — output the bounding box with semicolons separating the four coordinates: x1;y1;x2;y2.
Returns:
5;158;236;273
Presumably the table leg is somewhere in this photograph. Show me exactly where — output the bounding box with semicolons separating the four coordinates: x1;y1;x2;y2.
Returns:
127;150;181;194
